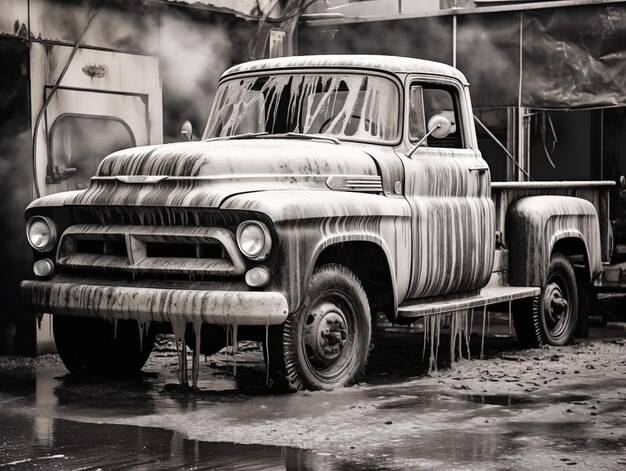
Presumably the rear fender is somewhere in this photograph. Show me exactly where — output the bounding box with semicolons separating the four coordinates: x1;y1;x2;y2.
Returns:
506;196;602;287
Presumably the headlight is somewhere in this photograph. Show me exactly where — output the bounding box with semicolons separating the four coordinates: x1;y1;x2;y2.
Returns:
26;216;57;252
236;220;271;261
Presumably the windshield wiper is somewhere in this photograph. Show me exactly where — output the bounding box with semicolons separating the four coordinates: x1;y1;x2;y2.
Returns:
259;132;341;145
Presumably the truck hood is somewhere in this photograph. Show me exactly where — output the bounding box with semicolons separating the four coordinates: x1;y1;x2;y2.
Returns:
61;139;381;208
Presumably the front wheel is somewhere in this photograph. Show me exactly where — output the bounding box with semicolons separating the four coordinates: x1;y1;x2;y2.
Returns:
53;316;155;378
513;252;578;347
268;264;371;391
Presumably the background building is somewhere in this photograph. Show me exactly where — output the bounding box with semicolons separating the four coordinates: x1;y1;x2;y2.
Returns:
300;0;626;183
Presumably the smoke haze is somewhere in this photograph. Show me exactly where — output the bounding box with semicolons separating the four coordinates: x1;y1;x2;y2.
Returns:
157;10;235;141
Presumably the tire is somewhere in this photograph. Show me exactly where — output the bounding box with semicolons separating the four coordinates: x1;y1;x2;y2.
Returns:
268;264;371;391
53;316;155;378
513;253;578;347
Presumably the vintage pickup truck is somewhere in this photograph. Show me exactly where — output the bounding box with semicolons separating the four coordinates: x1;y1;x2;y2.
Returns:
21;55;613;391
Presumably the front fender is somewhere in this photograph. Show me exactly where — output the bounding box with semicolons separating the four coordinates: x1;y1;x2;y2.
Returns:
222;190;411;312
271;218;408;313
306;232;400;313
507;195;602;287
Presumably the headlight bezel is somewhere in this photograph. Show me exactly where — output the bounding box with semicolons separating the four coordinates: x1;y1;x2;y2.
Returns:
236;220;272;261
26;216;58;252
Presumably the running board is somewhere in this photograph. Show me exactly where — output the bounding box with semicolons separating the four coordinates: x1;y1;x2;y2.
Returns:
397;286;540;320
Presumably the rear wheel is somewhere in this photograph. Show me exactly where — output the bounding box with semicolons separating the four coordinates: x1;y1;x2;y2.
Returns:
513;253;578;347
53;316;155;378
268;264;371;391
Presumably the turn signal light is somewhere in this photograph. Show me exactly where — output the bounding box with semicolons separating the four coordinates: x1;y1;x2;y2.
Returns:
245;267;270;288
33;258;54;278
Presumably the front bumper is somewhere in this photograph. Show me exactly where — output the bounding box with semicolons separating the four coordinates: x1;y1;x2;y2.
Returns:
20;280;289;325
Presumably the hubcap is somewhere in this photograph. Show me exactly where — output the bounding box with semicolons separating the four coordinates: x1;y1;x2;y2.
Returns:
303;302;349;369
543;277;570;337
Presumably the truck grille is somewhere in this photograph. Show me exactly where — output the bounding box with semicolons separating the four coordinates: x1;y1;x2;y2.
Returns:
57;224;246;276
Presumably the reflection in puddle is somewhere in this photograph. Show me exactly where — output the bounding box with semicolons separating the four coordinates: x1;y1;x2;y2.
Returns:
459;393;592;407
0;414;362;470
460;394;531;406
0;366;374;470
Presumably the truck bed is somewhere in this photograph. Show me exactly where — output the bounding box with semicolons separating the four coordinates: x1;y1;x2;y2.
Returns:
491;180;615;263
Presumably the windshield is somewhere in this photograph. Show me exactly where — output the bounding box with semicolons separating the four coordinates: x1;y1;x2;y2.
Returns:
203;73;400;144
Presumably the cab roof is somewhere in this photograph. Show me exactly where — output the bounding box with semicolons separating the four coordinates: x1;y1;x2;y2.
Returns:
222;54;469;85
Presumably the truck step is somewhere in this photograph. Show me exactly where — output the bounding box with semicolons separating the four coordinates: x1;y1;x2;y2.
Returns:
397;286;540;320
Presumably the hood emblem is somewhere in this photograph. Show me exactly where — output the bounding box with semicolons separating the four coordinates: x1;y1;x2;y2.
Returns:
115;176;169;184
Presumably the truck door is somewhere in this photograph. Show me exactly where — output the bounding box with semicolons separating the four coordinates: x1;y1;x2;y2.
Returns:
401;79;495;299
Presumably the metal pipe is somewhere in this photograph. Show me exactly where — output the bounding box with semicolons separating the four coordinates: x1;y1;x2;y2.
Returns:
452;15;457;69
474;114;533;181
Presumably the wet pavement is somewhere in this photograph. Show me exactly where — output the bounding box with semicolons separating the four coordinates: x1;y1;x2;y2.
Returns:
0;316;625;470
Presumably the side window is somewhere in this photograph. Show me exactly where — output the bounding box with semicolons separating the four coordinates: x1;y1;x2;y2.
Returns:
48;115;135;190
408;83;464;149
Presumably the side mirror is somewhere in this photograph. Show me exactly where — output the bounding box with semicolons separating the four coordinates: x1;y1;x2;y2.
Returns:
620;175;626;190
406;114;454;158
427;114;452;139
181;120;193;141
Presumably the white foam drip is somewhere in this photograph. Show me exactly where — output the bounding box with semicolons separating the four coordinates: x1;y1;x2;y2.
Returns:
192;319;202;388
423;314;442;373
508;301;513;336
170;317;188;386
137;320;150;353
230;325;238;376
423;310;472;373
265;324;270;388
480;305;487;359
449;309;471;364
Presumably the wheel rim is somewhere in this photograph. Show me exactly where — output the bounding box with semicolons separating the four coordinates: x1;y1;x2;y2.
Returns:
542;272;571;339
301;290;358;382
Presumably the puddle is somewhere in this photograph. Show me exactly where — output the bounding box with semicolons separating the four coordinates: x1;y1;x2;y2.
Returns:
459;393;593;407
460;394;531;406
0;414;369;470
373;393;454;410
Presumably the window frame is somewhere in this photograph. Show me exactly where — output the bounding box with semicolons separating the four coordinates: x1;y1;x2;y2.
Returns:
405;76;469;151
204;68;405;146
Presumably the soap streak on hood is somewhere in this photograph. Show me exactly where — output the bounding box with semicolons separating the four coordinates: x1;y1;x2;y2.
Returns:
96;140;376;178
60;139;380;208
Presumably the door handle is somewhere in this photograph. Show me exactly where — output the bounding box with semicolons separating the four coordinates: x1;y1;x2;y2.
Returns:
469;166;489;174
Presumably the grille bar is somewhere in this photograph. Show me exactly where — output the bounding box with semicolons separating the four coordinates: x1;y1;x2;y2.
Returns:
57;225;246;276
